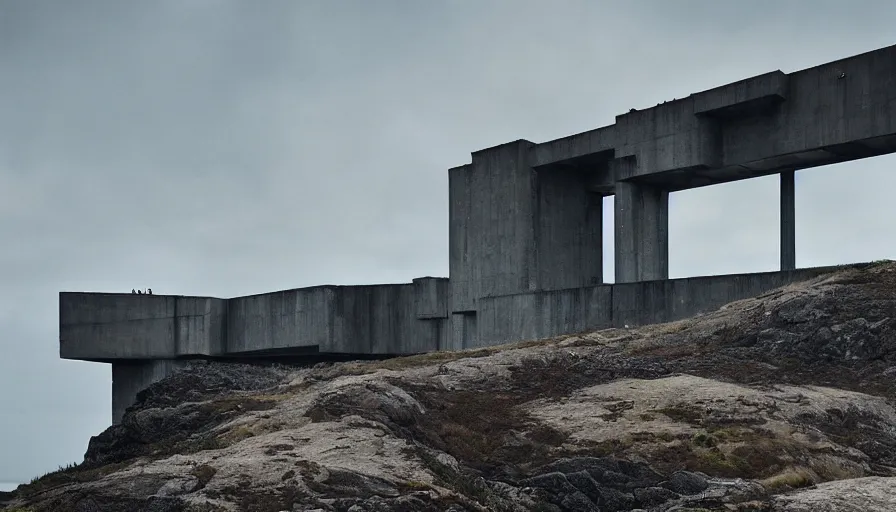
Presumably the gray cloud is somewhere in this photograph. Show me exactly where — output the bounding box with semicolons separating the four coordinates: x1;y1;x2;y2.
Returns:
2;0;895;482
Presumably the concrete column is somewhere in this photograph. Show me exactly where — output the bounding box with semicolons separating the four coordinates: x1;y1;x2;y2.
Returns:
780;170;796;271
112;359;189;424
614;181;669;283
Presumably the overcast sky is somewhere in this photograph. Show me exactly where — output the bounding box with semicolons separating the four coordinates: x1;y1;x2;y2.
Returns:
2;0;895;483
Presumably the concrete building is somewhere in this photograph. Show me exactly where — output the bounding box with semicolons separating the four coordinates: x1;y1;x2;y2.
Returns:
60;44;896;423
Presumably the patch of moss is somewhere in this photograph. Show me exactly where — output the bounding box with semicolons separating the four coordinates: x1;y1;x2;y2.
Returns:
692;432;717;448
657;405;704;424
191;464;217;489
197;396;280;417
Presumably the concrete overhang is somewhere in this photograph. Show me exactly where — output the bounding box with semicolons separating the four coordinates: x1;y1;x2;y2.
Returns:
530;125;616;168
691;70;788;118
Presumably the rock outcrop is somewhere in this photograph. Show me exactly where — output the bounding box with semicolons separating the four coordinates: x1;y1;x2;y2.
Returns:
6;262;896;511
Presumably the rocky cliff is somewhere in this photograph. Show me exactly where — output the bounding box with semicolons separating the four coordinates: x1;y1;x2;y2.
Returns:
5;262;896;511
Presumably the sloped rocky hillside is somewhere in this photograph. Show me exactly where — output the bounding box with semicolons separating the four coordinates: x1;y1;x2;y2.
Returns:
5;262;896;511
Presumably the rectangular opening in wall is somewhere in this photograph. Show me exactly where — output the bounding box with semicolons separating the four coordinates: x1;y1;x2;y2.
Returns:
795;154;896;267
603;195;615;283
668;175;779;279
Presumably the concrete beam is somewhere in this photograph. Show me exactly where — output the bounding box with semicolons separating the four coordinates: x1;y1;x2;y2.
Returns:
780;170;796;271
692;70;788;117
530;125;616;168
59;293;226;360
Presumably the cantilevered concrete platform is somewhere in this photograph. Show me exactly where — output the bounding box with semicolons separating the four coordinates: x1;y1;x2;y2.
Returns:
60;43;896;423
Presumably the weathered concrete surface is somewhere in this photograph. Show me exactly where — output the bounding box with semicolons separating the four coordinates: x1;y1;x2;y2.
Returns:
476;266;847;347
62;267;851;358
61;280;453;361
449;141;604;313
59;294;225;360
226;287;333;354
614;176;669;283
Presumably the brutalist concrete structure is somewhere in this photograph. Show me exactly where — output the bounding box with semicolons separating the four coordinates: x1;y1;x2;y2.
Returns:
59;44;896;423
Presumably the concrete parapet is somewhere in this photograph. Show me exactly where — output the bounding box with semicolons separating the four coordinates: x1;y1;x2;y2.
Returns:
61;277;454;360
330;284;446;354
476;266;847;347
226;287;333;354
477;286;612;346
692;70;788;117
413;277;450;319
60;293;225;360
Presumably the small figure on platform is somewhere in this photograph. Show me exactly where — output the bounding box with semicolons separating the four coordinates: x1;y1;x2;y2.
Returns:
137;290;143;295
132;289;136;294
147;288;152;295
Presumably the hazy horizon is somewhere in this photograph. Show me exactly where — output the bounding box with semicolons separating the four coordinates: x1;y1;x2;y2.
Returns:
3;0;896;485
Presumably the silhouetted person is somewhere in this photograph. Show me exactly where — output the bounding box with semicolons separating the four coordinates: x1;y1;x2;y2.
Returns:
137;290;143;295
132;289;136;294
148;288;152;295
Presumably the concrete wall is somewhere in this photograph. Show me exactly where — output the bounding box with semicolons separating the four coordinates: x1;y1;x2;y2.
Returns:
535;165;604;291
61;279;453;360
226;287;334;354
60;293;225;360
476;266;840;346
449;141;537;312
111;359;189;424
449;141;605;314
225;283;450;355
610;267;837;327
330;284;444;354
477;285;612;347
176;296;227;356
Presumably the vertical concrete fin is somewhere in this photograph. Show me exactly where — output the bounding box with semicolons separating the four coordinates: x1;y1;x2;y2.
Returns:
449;141;536;312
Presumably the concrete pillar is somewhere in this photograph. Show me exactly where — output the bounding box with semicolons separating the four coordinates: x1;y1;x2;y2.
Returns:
449;312;477;351
614;181;669;283
780;170;796;271
111;359;189;424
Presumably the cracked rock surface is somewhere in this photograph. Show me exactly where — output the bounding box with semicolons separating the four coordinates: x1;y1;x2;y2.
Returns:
5;262;896;511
